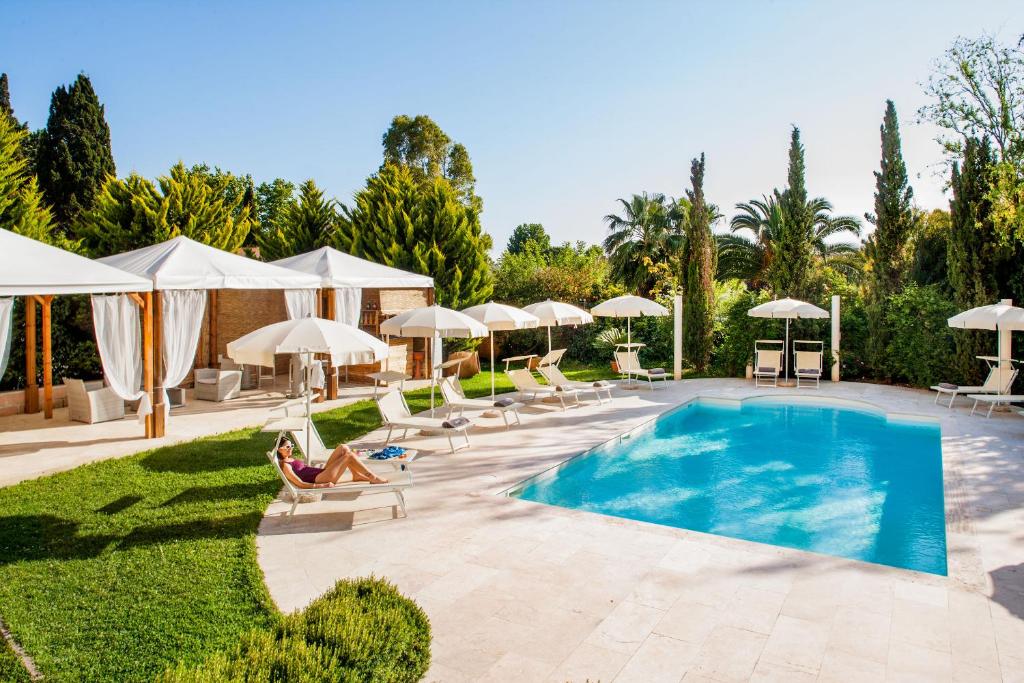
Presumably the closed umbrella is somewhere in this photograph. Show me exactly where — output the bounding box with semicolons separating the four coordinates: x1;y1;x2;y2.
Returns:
461;302;540;400
226;317;387;455
747;298;829;383
948;301;1024;395
380;305;489;414
522;299;594;354
591;294;670;353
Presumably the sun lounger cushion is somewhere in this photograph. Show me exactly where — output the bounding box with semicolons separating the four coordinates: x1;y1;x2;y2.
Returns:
441;416;471;429
798;368;820;375
938;382;958;390
493;397;516;407
757;366;777;374
648;368;666;375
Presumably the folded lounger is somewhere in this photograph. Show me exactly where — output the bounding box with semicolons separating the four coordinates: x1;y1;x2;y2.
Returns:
438;375;524;429
265;445;412;518
794;350;823;389
506;368;581;410
752;348;783;388
375;390;473;454
538;364;613;404
613;350;669;389
930;366;1018;409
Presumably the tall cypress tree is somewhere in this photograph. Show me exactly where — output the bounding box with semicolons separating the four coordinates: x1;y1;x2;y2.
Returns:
0;73;14;122
681;153;716;372
864;100;916;378
948;137;1003;383
772;127;813;296
35;74;115;236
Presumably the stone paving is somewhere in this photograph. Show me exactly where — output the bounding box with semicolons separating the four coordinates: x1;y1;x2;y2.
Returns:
256;379;1024;682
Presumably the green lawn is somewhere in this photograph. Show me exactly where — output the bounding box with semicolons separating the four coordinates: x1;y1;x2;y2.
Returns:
0;640;30;683
0;365;608;681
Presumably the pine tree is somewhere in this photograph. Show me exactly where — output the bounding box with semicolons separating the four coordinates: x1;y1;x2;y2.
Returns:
35;74;116;236
948;137;1004;383
257;179;338;261
337;164;493;309
681;153;716;372
772;127;814;296
0;73;14;123
0;114;57;244
864;100;916;378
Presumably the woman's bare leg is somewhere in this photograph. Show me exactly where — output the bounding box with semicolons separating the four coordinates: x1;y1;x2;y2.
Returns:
315;450;388;485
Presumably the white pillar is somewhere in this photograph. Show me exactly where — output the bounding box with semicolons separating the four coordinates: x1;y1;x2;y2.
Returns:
831;295;841;382
999;298;1012;392
674;294;683;380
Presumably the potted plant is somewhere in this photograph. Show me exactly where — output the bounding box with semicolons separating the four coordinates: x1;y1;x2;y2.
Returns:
593;327;627;372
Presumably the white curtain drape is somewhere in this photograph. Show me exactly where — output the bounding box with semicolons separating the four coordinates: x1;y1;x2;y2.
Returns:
334;287;362;327
161;290;206;413
0;298;13;381
284;289;317;320
91;294;151;420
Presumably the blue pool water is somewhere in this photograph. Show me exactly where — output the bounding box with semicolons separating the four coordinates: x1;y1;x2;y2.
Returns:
513;400;947;575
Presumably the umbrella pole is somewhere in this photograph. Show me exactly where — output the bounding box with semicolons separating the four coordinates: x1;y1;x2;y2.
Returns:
547;325;552;355
429;335;435;416
304;350;312;459
785;319;790;383
490;332;495;401
627;316;632;385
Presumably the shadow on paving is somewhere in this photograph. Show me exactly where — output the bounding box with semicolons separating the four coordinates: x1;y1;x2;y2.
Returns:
991;562;1024;621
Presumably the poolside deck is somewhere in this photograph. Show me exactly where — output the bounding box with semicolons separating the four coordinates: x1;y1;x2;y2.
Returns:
256;379;1024;682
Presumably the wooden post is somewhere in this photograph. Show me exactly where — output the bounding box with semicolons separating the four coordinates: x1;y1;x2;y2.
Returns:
325;288;338;399
40;295;53;419
152;291;165;437
207;289;219;367
137;291;157;438
24;296;38;414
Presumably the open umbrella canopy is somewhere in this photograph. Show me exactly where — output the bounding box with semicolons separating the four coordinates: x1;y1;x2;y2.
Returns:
948;303;1024;331
379;304;489;338
747;297;829;320
461;302;540;331
523;299;594;326
592;295;669;318
225;317;387;368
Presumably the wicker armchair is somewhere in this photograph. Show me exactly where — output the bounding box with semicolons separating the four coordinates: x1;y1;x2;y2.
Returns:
194;360;242;402
64;378;125;424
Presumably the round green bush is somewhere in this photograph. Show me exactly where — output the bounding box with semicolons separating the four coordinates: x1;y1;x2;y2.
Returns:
160;577;431;683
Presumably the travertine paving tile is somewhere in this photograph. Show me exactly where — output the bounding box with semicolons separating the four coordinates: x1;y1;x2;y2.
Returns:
613;633;698;683
691;625;767;682
584;600;666;655
819;648;887;683
547;642;630;683
758;614;830;674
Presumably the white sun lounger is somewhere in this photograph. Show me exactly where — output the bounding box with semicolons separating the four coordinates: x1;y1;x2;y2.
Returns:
753;348;783;388
506;368;581;410
794;349;823;389
931;366;1018;409
438;375;524;429
967;394;1024;418
613;350;668;389
536;348;567;369
265;443;412;518
375;390;472;454
538;364;613;404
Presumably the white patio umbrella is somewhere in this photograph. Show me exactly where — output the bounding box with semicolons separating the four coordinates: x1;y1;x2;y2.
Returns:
380;304;489;414
226;317;388;455
461;302;540;400
948;301;1024;394
747;298;829;383
591;294;670;352
522;299;594;354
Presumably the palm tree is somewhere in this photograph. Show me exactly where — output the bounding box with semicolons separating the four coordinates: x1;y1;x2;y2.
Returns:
603;193;672;295
717;192;862;289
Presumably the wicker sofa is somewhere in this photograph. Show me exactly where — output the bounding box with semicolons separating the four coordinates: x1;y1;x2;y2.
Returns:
64;378;125;424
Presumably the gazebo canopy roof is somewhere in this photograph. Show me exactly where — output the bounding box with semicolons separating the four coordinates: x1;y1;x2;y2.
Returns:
271;246;433;289
98;236;320;290
0;229;152;296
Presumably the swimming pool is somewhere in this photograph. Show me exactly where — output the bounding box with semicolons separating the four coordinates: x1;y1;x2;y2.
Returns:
510;398;947;575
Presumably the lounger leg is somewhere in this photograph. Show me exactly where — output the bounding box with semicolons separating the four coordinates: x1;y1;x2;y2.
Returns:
988;403;996;419
446;432;455;455
289;495;299;517
395;490;407;517
385;425;394;446
971;400;979;416
501;410;509;430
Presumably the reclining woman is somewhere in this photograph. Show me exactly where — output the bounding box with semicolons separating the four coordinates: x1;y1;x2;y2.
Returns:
277;439;388;487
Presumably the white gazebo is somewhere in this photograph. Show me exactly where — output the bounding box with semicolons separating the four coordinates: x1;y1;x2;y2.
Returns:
99;236;320;435
0;230;154;433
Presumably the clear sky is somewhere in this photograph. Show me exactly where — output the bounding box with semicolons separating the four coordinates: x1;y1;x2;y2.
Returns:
3;1;1021;254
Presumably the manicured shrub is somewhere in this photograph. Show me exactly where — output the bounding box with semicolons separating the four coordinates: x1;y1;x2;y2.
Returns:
160;577;431;683
884;283;957;387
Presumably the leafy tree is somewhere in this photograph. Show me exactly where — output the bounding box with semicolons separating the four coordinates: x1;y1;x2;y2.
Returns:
680;154;716;372
79;162;253;255
1;73;38;171
947;137;1005;383
251;178;296;247
507;223;551;255
381;114;479;210
909;209;951;288
257;180;338;261
0;114;57;244
35;74;115;235
863;100;916;378
603;193;673;296
337;164;492;310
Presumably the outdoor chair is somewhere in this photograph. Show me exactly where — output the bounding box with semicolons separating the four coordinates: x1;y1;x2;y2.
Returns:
613;350;668;389
794;344;823;389
375;390;472;454
506;368;582;409
265;440;412;519
438;375;524;429
753;348;783;388
537;364;613;404
64;377;125;424
194;359;242;402
536;348;567;370
931;365;1019;408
